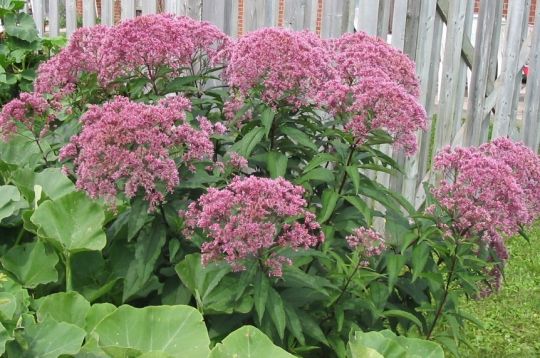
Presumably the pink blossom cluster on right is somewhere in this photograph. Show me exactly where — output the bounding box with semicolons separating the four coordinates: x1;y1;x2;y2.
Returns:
431;138;540;260
346;227;386;266
182;176;324;276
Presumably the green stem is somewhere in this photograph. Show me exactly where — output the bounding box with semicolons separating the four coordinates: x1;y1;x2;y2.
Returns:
426;239;460;339
14;226;25;246
65;253;73;292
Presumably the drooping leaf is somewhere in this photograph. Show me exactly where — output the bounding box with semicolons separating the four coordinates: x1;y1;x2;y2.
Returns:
12;168;75;203
260;107;275;139
267;288;286;340
254;271;270;323
37;292;91;328
209;326;295;358
31;191;106;253
230;127;265;157
123;221;166;302
0;185;24;222
281;127;318;151
127;197;150;242
345;166;361;194
318;189;339;224
0;240;58;288
93;305;210;357
266;151;288;178
385;253;407;292
411;242;431;282
3;13;39;42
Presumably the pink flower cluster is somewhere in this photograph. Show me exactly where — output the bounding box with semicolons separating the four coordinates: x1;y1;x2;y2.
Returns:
0;92;51;139
431;138;540;259
182;176;324;276
224;28;335;108
35;14;229;96
223;29;426;154
60;96;214;210
346;227;386;266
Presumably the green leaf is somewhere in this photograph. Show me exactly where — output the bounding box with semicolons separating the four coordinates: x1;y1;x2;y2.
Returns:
394;336;445;358
230;127;265;157
302;153;337;173
93;305;210;357
281;127;318;151
254;271;270;323
0;240;58;288
12;168;75;202
344;195;372;225
348;330;406;358
3;13;39;42
0;322;11;355
0;185;23;222
297;311;328;346
85;303;117;334
318;189;339;224
267;288;286;340
127;198;150;241
412;242;431;282
266;151;288;178
21;315;86;358
383;309;423;329
0;134;42;168
37;292;91;328
296;167;335;184
123;221;167;302
209;326;295;358
284;305;305;345
0;292;16;321
260;107;275;139
385;253;406;292
345;166;361;194
31;191;106;253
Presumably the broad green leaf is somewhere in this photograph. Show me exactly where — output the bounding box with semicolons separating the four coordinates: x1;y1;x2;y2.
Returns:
3;13;39;42
266;151;288;178
0;240;58;288
260;107;275;138
0;134;42;168
345;166;361;194
127;198;150;241
31;191;106;253
93;305;210;357
296;167;335;184
85;303;117;334
12;168;75;202
123;221;166;302
0;292;16;321
21;315;86;358
209;326;295;358
383;309;423;329
0;322;11;355
254;271;270;323
0;185;23;222
318;189;339;224
230;127;265;157
267;288;286;340
348;331;406;358
281;127;318;151
37;292;91;328
349;344;384;358
344;196;372;225
394;336;445;358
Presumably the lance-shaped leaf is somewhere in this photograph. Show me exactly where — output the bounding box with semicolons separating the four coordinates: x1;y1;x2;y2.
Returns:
93;305;210;357
31;191;106;253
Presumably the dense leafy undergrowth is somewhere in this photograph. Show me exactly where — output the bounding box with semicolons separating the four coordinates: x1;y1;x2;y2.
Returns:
1;7;540;358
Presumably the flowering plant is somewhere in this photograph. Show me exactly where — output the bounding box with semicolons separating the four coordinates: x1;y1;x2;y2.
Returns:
0;14;537;357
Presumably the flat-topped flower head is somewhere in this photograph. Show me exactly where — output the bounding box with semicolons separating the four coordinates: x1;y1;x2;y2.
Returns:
0;92;51;139
182;176;324;276
224;28;336;108
60;96;213;211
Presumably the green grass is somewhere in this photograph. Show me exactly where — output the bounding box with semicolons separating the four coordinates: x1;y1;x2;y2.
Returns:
460;224;540;357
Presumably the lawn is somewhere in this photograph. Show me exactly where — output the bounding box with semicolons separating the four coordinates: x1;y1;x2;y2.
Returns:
462;224;540;357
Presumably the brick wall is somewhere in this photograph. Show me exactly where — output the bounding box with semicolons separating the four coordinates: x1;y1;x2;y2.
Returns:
475;0;537;24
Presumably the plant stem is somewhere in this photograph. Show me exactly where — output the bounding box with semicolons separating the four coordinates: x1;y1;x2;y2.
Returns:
34;137;50;167
337;143;357;194
65;253;73;292
14;226;25;246
426;239;460;339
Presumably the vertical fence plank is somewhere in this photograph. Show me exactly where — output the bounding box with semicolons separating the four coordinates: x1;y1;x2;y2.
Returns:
101;0;115;25
464;0;500;146
493;0;530;139
524;5;540;151
283;0;316;31
321;0;353;38
142;0;158;15
121;0;136;20
390;0;407;50
434;0;467;153
203;0;237;36
164;0;179;13
66;0;77;36
244;0;277;32
48;0;60;36
376;0;391;40
83;0;96;27
32;0;44;36
356;0;380;36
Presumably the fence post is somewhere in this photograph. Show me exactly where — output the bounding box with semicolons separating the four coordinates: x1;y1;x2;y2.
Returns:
101;0;115;25
31;0;44;36
142;1;158;15
83;0;96;27
48;0;59;36
121;0;136;20
356;0;380;36
66;0;77;36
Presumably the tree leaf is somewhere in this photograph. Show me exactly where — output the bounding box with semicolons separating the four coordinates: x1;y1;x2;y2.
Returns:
412;242;431;282
0;240;58;288
254;271;270;323
31;191;106;253
127;197;150;242
21;315;86;358
302;153;337;174
123;221;167;302
344;195;372;225
267;288;286;340
345;166;361;194
266;151;288;178
383;309;423;329
209;325;295;358
260;107;275;139
281;127;318;151
385;253;406;292
230;127;265;157
93;305;210;357
37;292;91;328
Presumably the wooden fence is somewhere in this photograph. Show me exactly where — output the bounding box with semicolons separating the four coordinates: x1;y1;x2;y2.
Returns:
23;0;540;208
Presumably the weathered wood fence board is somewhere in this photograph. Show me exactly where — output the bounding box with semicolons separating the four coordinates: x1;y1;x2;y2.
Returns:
18;0;540;210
